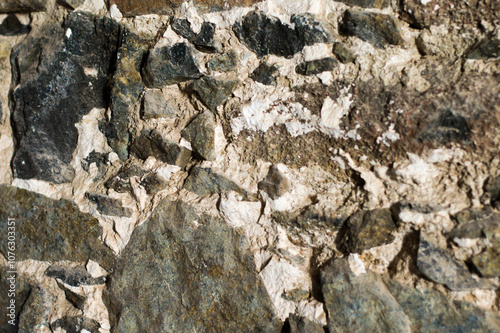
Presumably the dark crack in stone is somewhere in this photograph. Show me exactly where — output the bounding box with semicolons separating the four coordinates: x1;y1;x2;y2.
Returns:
338;10;404;48
192;76;239;112
183;167;250;199
336;0;389;8
250;62;279;86
417;233;494;291
11;11;120;183
142;42;201;88
107;198;282;332
207;50;237;72
332;42;356;63
0;185;115;270
0;0;46;13
296;57;337;75
0;14;29;36
338;208;397;253
321;258;411;333
131;129;191;167
45;265;106;287
181;111;216;161
85;192;132;218
258;165;290;199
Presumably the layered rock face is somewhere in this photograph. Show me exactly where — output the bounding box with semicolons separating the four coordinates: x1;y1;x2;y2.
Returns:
0;0;499;332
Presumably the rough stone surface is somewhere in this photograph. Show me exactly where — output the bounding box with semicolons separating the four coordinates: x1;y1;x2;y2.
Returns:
183;166;249;199
0;14;30;36
86;192;133;217
181;111;216;161
0;264;31;331
291;13;332;45
258;165;290;199
207;51;237;72
338;209;397;253
11;12;120;183
142;43;201;88
108;199;281;332
105;164;146;193
192;76;239;112
338;11;404;48
417;233;493;291
472;239;500;278
56;0;86;9
171;18;196;41
45;265;106;286
132;129;191;167
336;0;389;8
332;42;355;63
0;185;114;269
250;62;279;86
192;22;219;53
0;0;46;13
296;58;337;76
288;314;325;333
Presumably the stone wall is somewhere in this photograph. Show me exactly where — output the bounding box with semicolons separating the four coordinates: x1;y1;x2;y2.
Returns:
0;0;499;331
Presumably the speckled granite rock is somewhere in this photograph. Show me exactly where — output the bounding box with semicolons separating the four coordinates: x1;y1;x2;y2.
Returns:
107;199;281;332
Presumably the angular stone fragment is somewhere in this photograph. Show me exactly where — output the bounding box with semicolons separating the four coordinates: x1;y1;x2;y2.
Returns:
50;317;100;333
56;0;85;9
482;176;500;209
0;0;46;13
332;42;356;63
85;193;132;217
181;111;215;161
250;63;279;85
468;38;500;59
0;264;31;332
472;239;500;278
132;129;191;167
291;13;332;45
105;164;146;193
0;14;29;36
296;57;337;75
45;265;106;287
183;167;250;199
338;11;404;48
11;12;120;183
142;89;180;119
58;282;87;309
339;208;397;253
192;76;239;112
171;18;196;40
140;172;169;195
321;258;411;333
448;210;500;240
336;0;389;8
258;165;290;199
0;185;114;270
288;314;324;333
417;233;494;290
272;204;345;230
192;21;219;53
142;43;201;88
419;109;470;144
108;199;281;332
207;50;237;72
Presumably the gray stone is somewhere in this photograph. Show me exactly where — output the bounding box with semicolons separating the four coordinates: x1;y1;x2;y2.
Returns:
482;176;500;209
418;109;471;145
0;185;115;270
468;38;500;59
0;264;31;331
107;199;282;332
250;63;279;86
181;111;216;161
472;239;500;278
183;167;250;199
338;10;404;48
335;0;389;9
171;18;196;40
132;129;191;166
11;12;120;183
0;14;30;36
296;57;337;75
192;76;239;112
448;210;500;240
45;265;106;287
258;165;290;199
207;50;237;72
58;281;87;309
288;314;324;333
105;164;146;193
50;317;100;333
142;43;202;88
142;89;179;119
321;258;411;333
332;42;356;63
291;13;332;45
56;0;85;9
417;233;494;291
140;172;169;195
272;204;345;231
192;21;220;53
85;193;132;218
0;0;46;13
338;208;397;253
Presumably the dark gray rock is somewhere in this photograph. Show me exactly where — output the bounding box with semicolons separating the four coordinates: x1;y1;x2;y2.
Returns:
171;18;196;40
45;265;106;287
132;129;191;167
0;14;29;36
417;233;494;290
85;193;132;217
448;210;500;240
338;11;404;48
81;151;109;173
207;50;237;72
419;109;470;144
142;43;202;88
272;204;345;231
103;30;150;161
338;208;397;253
107;199;282;332
0;264;31;332
58;281;87;309
291;13;332;45
105;164;146;193
468;38;500;59
192;21;219;53
296;57;337;75
482;176;500;209
250;63;279;86
472;239;500;278
332;42;356;63
50;317;100;333
335;0;389;9
288;314;324;333
142;89;179;119
56;0;85;9
183;167;250;199
11;12;120;183
258;165;290;199
181;111;216;161
140;172;169;195
0;185;115;270
0;0;46;13
321;258;411;333
192;76;239;112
